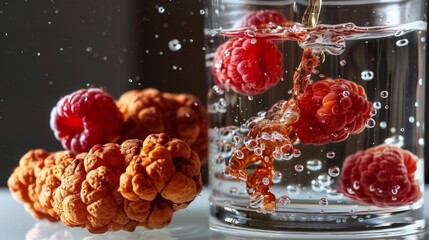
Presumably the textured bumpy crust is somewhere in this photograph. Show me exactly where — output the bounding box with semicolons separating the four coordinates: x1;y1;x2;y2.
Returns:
8;134;202;233
116;89;208;164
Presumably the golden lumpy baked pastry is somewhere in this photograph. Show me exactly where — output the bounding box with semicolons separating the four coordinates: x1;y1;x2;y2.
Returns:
116;88;208;164
8;133;202;233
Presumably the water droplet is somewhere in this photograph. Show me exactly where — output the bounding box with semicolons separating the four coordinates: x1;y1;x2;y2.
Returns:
319;198;329;207
295;164;304;172
342;91;350;97
408;116;415;123
278;195;291;206
200;9;206;15
248;95;254;101
365;118;376;128
421;37;426;42
158;6;165;13
168;39;182;51
328;166;340;177
380;91;389;98
86;47;93;53
361;70;374;81
272;171;282;183
250;38;257;44
379;121;387;129
396;39;409;47
339;60;347;66
249;192;264;208
306;159;322;171
326;151;336;159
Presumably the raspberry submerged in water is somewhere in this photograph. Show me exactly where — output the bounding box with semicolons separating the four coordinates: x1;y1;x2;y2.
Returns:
338;144;421;207
212;37;283;96
234;9;287;28
293;78;373;145
50;88;122;153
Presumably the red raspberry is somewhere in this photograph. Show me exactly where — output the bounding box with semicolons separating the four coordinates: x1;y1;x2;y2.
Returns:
234;9;287;28
212;37;282;95
293;78;373;145
50;88;122;153
338;144;421;207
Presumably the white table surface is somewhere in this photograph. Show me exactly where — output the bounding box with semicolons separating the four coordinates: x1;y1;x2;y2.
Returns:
1;186;428;240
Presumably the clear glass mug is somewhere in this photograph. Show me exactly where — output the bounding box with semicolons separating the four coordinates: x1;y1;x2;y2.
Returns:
203;0;427;238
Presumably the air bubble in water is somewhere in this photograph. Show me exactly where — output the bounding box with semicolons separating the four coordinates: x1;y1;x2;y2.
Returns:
212;85;224;95
278;195;291;206
272;171;282;183
200;9;206;15
361;70;374;81
86;47;93;53
245;29;256;37
353;181;360;190
319;198;329;207
380;91;389;98
384;135;404;147
365;118;376;128
234;150;244;159
286;185;300;195
168;39;182;52
262;177;270;185
379;121;387;129
311;180;324;192
339;60;347;66
249;192;264;208
326;151;335;159
408;116;415;123
318;174;332;187
248;95;254;101
373;101;382;110
328;166;340;177
342;91;350;97
250;38;257;44
229;187;238;194
306;159;322;171
394;30;405;37
396;39;409;47
419;138;424;146
295;164;304;172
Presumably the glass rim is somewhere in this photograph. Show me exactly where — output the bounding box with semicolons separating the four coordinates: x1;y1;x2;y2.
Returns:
221;0;417;5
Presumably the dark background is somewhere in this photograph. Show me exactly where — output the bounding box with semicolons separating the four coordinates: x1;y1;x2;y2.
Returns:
0;1;428;187
0;0;207;186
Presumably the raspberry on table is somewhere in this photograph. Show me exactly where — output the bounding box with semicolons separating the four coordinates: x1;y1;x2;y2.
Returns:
293;78;373;145
50;88;122;153
234;9;287;28
338;144;421;207
212;37;283;96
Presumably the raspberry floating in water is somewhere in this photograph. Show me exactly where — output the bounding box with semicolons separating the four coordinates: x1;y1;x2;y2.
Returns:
338;144;420;207
293;78;373;145
234;9;287;28
212;37;283;96
50;88;122;153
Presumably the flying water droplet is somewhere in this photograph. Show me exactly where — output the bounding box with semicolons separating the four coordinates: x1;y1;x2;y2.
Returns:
361;70;374;81
168;39;182;51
